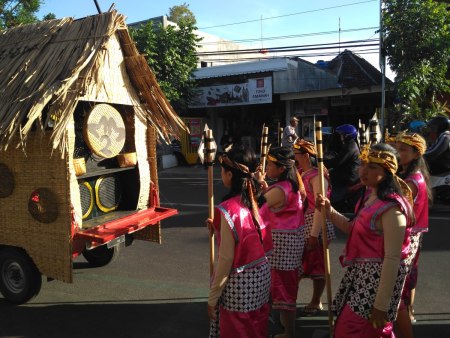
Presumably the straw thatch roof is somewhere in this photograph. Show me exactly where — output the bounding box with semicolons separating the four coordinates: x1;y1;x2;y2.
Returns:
0;10;187;153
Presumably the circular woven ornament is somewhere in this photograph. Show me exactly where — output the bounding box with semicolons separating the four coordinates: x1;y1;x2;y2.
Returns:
83;104;126;158
28;188;58;223
0;163;14;198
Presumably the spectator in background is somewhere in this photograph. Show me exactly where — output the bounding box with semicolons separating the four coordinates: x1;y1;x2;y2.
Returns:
282;116;299;148
324;124;360;208
170;137;188;166
220;129;233;153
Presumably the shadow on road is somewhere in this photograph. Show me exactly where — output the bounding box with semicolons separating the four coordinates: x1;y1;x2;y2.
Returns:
0;300;448;338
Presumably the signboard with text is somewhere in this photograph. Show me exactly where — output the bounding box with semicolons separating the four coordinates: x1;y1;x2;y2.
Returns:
189;77;272;108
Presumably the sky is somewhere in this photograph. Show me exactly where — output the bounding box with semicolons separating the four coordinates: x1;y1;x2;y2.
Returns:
37;0;393;79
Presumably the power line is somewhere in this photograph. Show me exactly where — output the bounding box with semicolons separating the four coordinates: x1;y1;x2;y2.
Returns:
197;39;379;56
198;0;377;30
199;26;379;46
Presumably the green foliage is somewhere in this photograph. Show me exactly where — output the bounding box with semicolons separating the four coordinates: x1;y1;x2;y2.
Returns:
167;3;196;25
130;19;201;111
0;0;41;29
382;0;450;124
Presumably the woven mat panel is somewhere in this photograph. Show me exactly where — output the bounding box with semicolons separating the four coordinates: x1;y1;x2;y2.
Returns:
133;124;161;243
0;132;73;283
135;112;150;210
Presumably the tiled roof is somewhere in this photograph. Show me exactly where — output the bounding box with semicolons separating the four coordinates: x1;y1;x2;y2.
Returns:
327;49;392;88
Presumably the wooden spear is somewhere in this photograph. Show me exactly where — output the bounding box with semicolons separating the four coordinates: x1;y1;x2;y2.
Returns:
260;126;269;172
205;128;217;276
315;121;334;335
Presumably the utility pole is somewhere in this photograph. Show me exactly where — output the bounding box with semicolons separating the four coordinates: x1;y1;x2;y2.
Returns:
379;0;386;141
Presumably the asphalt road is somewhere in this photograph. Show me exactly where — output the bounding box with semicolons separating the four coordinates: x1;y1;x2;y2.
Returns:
0;165;449;338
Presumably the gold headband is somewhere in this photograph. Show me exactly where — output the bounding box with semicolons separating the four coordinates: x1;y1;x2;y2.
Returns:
267;154;296;167
293;139;317;156
359;144;398;174
359;144;413;205
396;132;427;155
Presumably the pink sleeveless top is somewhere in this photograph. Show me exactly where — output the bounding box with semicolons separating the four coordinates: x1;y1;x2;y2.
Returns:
214;196;268;273
302;167;331;213
259;180;304;231
405;171;428;233
341;194;412;267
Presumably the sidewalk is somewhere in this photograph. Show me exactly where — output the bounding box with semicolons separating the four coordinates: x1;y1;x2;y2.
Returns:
159;163;222;179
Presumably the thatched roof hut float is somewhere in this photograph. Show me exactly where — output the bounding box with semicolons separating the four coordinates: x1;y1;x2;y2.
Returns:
0;10;187;302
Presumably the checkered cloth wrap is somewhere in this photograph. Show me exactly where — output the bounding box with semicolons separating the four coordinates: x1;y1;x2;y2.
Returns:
269;227;305;271
302;210;336;241
333;262;409;322
208;261;271;338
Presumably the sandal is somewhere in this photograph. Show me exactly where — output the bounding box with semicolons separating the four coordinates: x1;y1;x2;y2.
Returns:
300;303;323;317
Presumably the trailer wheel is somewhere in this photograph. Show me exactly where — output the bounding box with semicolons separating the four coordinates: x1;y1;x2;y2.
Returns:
0;248;42;304
82;245;120;267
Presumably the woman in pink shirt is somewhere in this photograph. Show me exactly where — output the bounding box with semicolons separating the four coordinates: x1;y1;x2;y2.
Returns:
317;143;415;338
257;146;305;338
395;132;432;337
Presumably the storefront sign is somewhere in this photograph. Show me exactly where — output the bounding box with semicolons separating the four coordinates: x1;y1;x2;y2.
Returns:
189;77;272;108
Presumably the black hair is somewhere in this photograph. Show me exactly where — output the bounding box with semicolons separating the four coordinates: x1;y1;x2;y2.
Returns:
398;155;433;204
268;146;299;192
220;145;263;242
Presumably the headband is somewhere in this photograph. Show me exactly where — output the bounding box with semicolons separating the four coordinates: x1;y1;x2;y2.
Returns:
267;154;296;168
359;144;413;205
219;153;252;177
359;144;398;174
396;132;427;155
293;139;317;156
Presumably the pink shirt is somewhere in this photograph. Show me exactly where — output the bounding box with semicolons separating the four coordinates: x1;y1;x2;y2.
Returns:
341;194;412;267
214;196;269;272
302;167;331;213
405;171;428;233
259;180;304;231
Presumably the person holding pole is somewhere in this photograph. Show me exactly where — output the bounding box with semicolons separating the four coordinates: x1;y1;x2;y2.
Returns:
293;139;336;317
317;143;415;337
394;132;431;338
207;145;271;338
256;146;305;338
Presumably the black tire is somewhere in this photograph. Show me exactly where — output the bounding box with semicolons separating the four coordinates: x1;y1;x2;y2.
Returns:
0;248;42;304
82;244;120;267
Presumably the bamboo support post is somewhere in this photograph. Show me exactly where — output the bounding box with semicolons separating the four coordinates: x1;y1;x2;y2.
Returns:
315;121;334;335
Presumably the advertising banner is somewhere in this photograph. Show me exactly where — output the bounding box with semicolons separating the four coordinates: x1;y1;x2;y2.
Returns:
189;77;272;108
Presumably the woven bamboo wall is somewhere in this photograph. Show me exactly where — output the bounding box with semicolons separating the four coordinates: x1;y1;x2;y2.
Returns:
79;33;142;107
0;131;73;283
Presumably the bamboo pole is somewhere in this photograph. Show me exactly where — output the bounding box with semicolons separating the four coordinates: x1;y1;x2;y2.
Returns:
278;126;283;146
315;121;334;335
205;129;216;276
260;126;269;172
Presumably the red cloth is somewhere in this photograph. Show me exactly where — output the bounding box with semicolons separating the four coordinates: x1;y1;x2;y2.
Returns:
219;303;270;338
334;304;395;338
271;269;299;311
302;244;326;278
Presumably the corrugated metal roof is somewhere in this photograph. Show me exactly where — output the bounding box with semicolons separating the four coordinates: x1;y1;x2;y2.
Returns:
193;58;291;79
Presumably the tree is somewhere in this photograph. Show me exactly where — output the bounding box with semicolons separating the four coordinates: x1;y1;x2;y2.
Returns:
0;0;40;29
381;0;450;125
167;3;196;25
130;13;201;112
